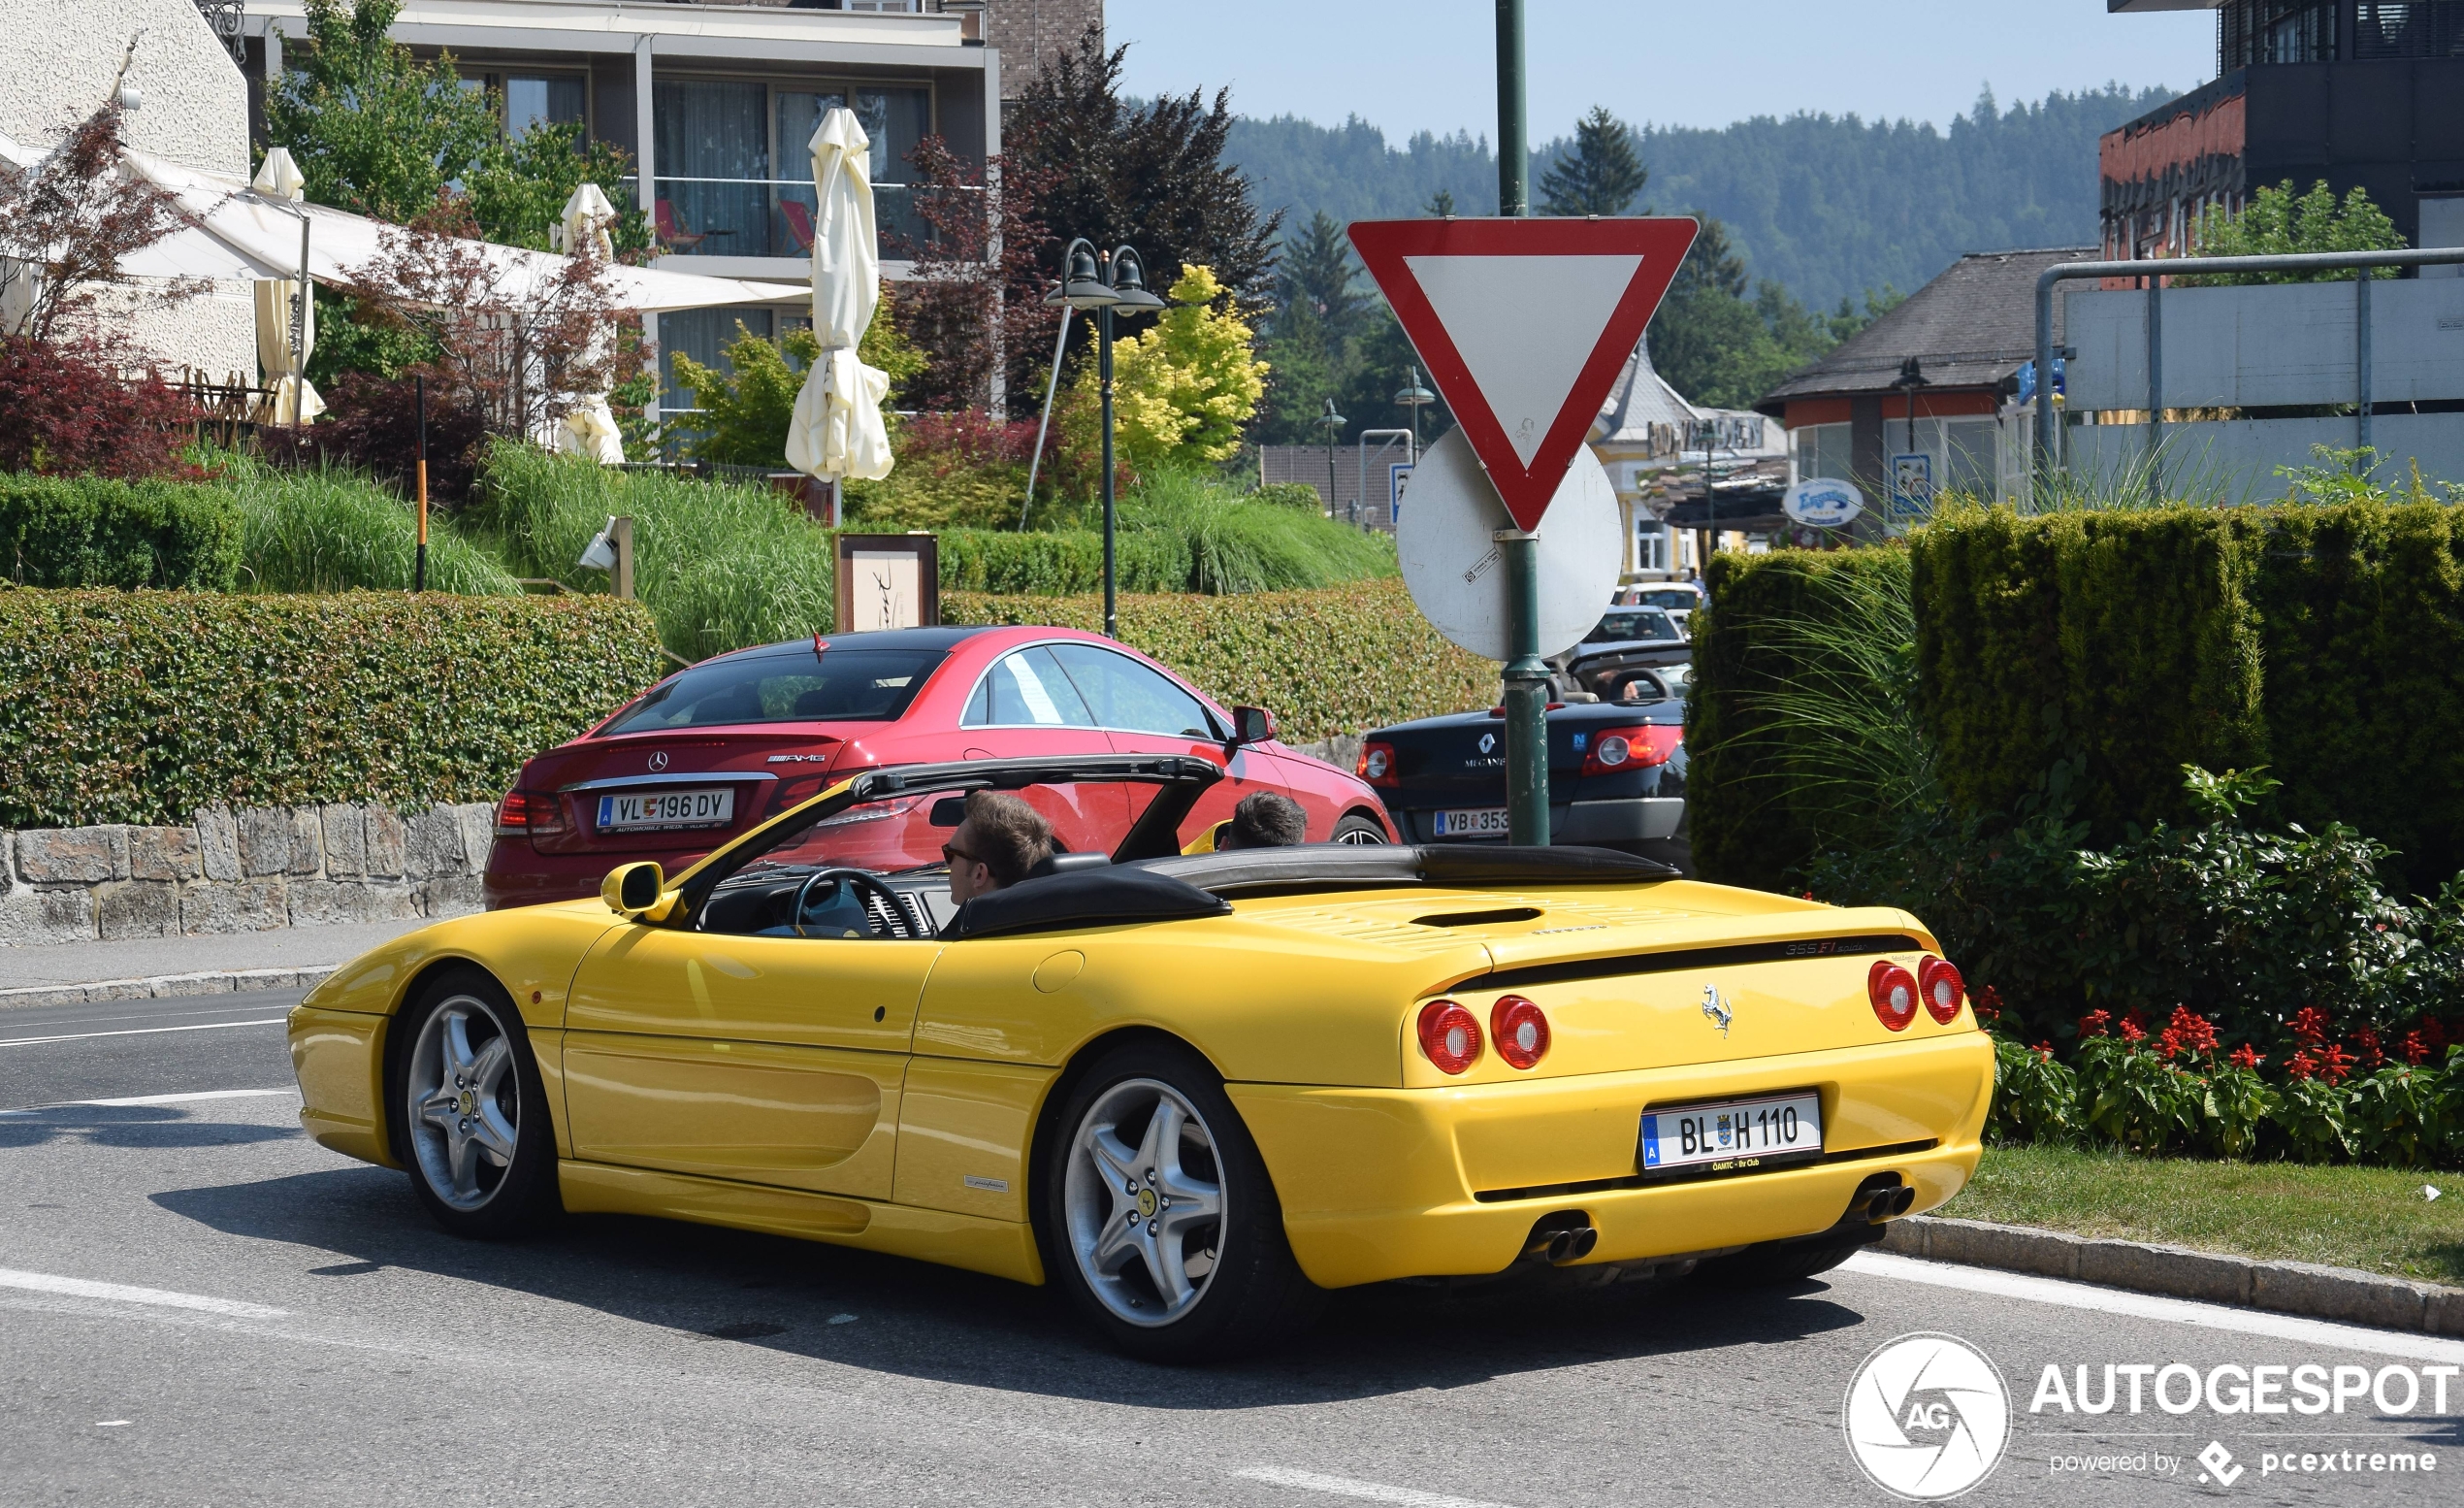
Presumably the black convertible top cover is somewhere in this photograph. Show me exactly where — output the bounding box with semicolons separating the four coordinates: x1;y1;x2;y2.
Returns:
1136;843;1676;897
943;864;1232;940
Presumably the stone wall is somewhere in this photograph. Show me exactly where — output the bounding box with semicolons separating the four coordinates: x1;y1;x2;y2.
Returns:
0;803;498;948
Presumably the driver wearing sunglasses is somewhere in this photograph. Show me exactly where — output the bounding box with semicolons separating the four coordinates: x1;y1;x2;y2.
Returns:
943;790;1054;906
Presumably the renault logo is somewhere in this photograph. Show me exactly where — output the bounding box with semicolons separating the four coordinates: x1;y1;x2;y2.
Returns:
648;751;668;771
1701;984;1734;1036
1477;733;1497;754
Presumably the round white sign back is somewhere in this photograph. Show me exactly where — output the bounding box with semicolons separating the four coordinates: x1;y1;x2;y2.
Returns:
1397;428;1622;661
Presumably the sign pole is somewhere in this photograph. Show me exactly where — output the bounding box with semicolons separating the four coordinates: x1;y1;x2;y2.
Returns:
1493;0;1550;847
413;374;429;594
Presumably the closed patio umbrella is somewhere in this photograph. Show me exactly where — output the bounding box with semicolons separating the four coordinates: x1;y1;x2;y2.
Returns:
249;148;321;426
783;109;892;486
552;182;626;464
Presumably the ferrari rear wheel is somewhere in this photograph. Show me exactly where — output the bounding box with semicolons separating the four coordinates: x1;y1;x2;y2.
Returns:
1331;812;1388;845
1045;1041;1322;1360
392;968;559;1238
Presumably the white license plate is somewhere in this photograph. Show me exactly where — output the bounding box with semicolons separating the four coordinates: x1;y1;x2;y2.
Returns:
595;787;735;833
1638;1092;1823;1177
1430;805;1511;837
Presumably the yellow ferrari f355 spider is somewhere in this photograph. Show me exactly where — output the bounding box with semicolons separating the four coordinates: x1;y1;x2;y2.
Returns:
289;753;1993;1360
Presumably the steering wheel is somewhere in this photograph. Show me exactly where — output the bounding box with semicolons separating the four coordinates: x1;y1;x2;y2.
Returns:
789;868;924;940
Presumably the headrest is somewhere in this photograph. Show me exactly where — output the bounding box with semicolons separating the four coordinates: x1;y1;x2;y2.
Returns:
944;865;1231;940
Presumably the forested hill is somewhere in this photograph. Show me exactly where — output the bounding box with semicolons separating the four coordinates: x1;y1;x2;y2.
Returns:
1225;84;2180;310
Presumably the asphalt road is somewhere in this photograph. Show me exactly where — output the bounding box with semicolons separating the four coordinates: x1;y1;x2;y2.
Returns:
3;990;2458;1507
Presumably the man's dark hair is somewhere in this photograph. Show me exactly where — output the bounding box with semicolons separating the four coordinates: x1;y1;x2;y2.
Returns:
1222;791;1307;850
961;790;1054;885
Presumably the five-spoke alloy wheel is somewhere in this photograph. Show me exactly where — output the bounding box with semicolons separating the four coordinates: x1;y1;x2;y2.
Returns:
392;968;558;1237
1042;1041;1321;1360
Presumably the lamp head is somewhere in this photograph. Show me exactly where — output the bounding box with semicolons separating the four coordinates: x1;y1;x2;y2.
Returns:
1047;237;1119;311
1107;244;1166;311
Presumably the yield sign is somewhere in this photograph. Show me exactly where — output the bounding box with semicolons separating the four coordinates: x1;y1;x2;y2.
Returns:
1347;217;1699;531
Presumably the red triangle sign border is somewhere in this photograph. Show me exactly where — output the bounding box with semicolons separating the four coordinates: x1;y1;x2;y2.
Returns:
1346;217;1700;533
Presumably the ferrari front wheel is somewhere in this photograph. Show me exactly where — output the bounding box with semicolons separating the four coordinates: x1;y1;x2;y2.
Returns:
391;967;560;1238
1044;1041;1321;1360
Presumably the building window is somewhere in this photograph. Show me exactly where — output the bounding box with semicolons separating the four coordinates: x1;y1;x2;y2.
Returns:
659;306;778;422
654;77;934;259
504;75;587;140
1634;519;1670;574
1793;421;1852;485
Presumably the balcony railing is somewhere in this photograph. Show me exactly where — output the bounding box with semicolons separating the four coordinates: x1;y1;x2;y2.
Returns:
634;177;935;260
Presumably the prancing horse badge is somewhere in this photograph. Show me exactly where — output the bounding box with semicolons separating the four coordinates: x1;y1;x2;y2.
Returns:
1701;984;1734;1036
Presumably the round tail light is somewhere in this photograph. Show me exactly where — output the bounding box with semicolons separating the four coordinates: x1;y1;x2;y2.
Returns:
1594;735;1632;767
1489;995;1551;1069
1918;956;1965;1024
1416;1000;1483;1074
1867;961;1919;1032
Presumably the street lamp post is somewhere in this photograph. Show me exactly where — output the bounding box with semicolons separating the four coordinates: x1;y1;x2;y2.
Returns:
1888;355;1930;531
1393;366;1435;450
1319;397;1348;523
1045;237;1163;639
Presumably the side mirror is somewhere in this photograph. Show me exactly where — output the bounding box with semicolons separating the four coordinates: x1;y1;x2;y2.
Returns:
927;795;968;828
1229;705;1276;746
602;861;665;917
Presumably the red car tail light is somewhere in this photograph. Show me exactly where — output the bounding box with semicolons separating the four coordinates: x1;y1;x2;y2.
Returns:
1918;956;1966;1024
1489;995;1550;1069
1868;960;1919;1032
1579;724;1679;777
1357;740;1399;787
494;790;566;838
1417;1000;1483;1074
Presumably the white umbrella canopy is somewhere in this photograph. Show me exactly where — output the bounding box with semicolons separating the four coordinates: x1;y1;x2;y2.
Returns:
783;108;893;484
552;182;626;464
248;148;323;426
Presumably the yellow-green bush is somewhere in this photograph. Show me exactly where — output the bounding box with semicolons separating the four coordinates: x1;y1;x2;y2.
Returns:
0;589;666;827
945;578;1495;742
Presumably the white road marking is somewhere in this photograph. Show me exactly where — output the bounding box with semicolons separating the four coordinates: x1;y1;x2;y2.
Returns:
0;1088;298;1117
0;1018;287;1048
1236;1467;1522;1508
1845;1251;2464;1365
95;1421;130;1427
0;1267;286;1320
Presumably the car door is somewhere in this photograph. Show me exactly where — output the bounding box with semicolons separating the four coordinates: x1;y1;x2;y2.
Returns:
560;923;940;1200
953;644;1131;851
1043;642;1288;840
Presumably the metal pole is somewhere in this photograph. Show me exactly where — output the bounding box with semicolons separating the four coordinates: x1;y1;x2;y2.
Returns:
1020;304;1072;527
2146;271;2163;499
1494;0;1547;848
2033;277;2057;505
413;375;429;593
1099;300;1117;639
2356;268;2373;456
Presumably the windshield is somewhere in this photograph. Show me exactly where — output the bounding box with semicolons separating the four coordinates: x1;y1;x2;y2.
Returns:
1633;588;1699;610
604;647;946;734
1585;609;1679;644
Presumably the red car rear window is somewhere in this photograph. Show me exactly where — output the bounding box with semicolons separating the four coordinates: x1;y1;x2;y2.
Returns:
604;648;946;733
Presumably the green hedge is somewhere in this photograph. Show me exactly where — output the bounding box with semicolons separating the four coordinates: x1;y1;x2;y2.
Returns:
0;589;667;827
944;578;1497;744
2;474;243;591
1689;547;1915;892
1911;507;2266;842
939;529;1193;597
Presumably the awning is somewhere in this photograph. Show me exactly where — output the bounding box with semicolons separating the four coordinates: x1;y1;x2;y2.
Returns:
122;149;804;313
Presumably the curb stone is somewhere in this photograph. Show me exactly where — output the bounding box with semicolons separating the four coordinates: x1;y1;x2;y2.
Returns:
1882;1215;2464;1338
0;967;338;1012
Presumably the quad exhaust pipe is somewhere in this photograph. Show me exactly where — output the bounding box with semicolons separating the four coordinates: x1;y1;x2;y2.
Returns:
1523;1219;1600;1266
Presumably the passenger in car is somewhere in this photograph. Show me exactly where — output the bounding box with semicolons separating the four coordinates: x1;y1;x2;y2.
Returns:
1217;792;1308;850
945;791;1054;904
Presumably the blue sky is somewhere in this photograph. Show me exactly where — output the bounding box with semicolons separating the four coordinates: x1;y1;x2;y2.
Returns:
1108;0;2216;140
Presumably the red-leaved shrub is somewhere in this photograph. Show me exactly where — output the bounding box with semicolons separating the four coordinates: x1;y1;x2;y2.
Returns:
0;338;196;479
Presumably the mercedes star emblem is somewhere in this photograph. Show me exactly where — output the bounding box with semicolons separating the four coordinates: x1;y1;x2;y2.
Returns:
648;751;668;771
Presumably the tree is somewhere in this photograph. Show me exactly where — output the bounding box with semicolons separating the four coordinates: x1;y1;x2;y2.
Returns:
1647;213;1876;409
0;87;199;346
1539;106;1647;217
668;287;925;467
1425;187;1459;217
1279;212;1367;337
1062;264;1265;475
267;0;498;225
895;135;1058;414
2179;180;2407;286
1007;25;1281;309
464;121;650;255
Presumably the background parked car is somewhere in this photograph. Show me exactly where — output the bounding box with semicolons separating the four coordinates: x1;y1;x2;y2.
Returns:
1612;580;1705;632
1554;605;1693;706
485;625;1395;907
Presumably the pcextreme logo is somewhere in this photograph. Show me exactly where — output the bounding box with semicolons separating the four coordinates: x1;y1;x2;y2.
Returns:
1844;1332;2012;1500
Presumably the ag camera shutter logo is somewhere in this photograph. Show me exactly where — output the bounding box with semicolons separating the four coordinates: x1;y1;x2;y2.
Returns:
1844;1332;2012;1499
